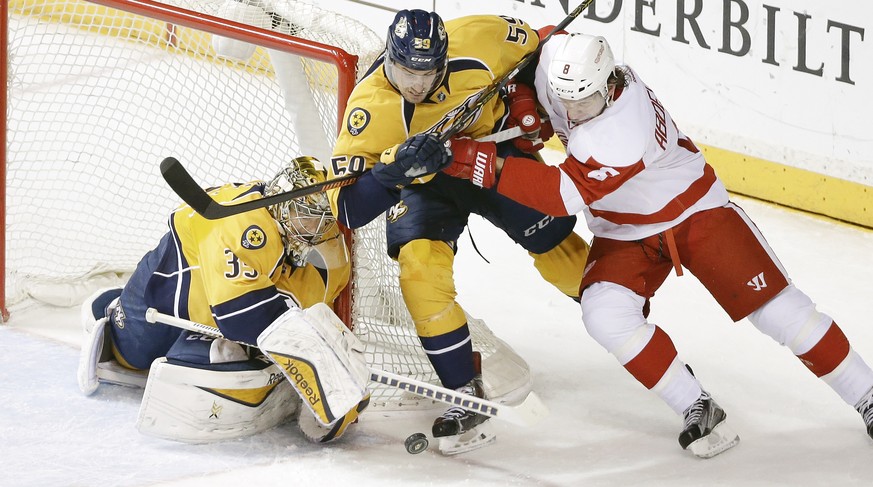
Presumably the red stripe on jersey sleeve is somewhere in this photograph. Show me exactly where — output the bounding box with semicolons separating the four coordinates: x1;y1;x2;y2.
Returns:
588;163;718;225
496;156;570;216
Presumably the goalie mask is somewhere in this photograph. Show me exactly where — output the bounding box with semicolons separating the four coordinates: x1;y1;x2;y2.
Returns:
265;157;336;266
384;9;448;104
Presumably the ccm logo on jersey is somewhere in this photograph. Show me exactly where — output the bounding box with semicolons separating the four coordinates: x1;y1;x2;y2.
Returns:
523;215;554;237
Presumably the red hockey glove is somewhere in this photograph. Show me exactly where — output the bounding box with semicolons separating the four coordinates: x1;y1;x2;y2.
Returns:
443;137;497;189
535;24;567;43
505;80;551;153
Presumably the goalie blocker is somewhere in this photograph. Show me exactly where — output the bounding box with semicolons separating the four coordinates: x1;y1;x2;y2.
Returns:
256;303;371;427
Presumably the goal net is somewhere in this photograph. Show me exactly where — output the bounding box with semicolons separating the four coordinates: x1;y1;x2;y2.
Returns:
4;0;532;409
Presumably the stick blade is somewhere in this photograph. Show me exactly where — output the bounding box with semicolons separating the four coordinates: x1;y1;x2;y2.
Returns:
495;391;549;427
161;157;220;219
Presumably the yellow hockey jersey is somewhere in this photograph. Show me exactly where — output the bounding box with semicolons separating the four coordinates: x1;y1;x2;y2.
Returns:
146;182;349;344
327;15;540;226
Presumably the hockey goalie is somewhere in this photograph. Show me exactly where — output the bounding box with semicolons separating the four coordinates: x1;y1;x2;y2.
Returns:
76;157;370;443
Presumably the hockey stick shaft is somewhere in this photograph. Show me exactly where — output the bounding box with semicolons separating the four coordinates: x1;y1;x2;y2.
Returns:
160;122;533;220
160;156;361;220
145;308;548;427
475;117;550;144
436;0;593;143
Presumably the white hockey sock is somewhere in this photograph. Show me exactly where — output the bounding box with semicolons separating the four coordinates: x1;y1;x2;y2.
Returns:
651;358;703;415
821;348;873;406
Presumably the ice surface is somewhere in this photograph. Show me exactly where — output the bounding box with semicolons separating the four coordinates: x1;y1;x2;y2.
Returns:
3;187;873;486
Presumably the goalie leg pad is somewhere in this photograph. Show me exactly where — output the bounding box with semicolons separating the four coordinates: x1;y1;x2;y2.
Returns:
257;303;370;427
77;287;123;395
136;356;299;443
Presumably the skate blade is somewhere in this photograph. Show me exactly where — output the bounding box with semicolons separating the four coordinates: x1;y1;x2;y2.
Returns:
438;422;496;455
688;420;740;459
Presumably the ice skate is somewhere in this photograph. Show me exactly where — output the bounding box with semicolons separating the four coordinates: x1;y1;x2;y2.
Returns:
855;386;873;440
678;391;739;458
432;375;495;455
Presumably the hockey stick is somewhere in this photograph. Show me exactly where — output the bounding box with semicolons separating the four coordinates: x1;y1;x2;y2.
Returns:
435;0;592;142
476;117;550;144
160;121;537;219
160;1;592;219
160;156;361;220
145;307;549;427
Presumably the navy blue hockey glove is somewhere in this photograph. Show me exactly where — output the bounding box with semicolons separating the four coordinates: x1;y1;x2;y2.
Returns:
371;133;451;188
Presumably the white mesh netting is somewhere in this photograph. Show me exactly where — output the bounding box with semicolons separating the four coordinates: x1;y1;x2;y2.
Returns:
5;0;531;409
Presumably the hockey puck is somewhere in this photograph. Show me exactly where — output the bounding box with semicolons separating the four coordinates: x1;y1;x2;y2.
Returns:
404;432;429;454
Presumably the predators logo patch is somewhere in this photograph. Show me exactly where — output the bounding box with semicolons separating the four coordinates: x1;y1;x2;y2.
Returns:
113;301;126;329
387;201;408;223
347;107;371;136
241;225;266;249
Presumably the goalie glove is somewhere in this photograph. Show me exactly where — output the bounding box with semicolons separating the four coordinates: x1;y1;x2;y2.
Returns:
371;133;451;188
443;137;498;189
505;80;553;153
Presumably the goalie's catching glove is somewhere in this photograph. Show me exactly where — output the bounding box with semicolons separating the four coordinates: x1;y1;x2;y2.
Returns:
443;137;498;189
372;133;451;188
505;80;553;153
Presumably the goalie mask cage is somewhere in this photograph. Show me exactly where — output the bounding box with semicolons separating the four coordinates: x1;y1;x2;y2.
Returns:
2;0;532;409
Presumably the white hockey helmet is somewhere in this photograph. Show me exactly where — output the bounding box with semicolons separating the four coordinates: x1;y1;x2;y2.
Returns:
548;33;615;101
265;157;336;266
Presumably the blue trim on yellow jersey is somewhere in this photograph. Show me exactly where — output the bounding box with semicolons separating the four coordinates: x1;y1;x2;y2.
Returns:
361;53;385;80
447;57;490;75
167;213;192;319
403;100;415;131
232;183;265;201
335;171;400;229
277;289;301;308
267;251;285;281
211;287;289;344
415;58;490;108
314;265;329;287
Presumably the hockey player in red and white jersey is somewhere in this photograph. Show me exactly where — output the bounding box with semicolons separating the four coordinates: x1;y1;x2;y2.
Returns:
441;32;873;458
